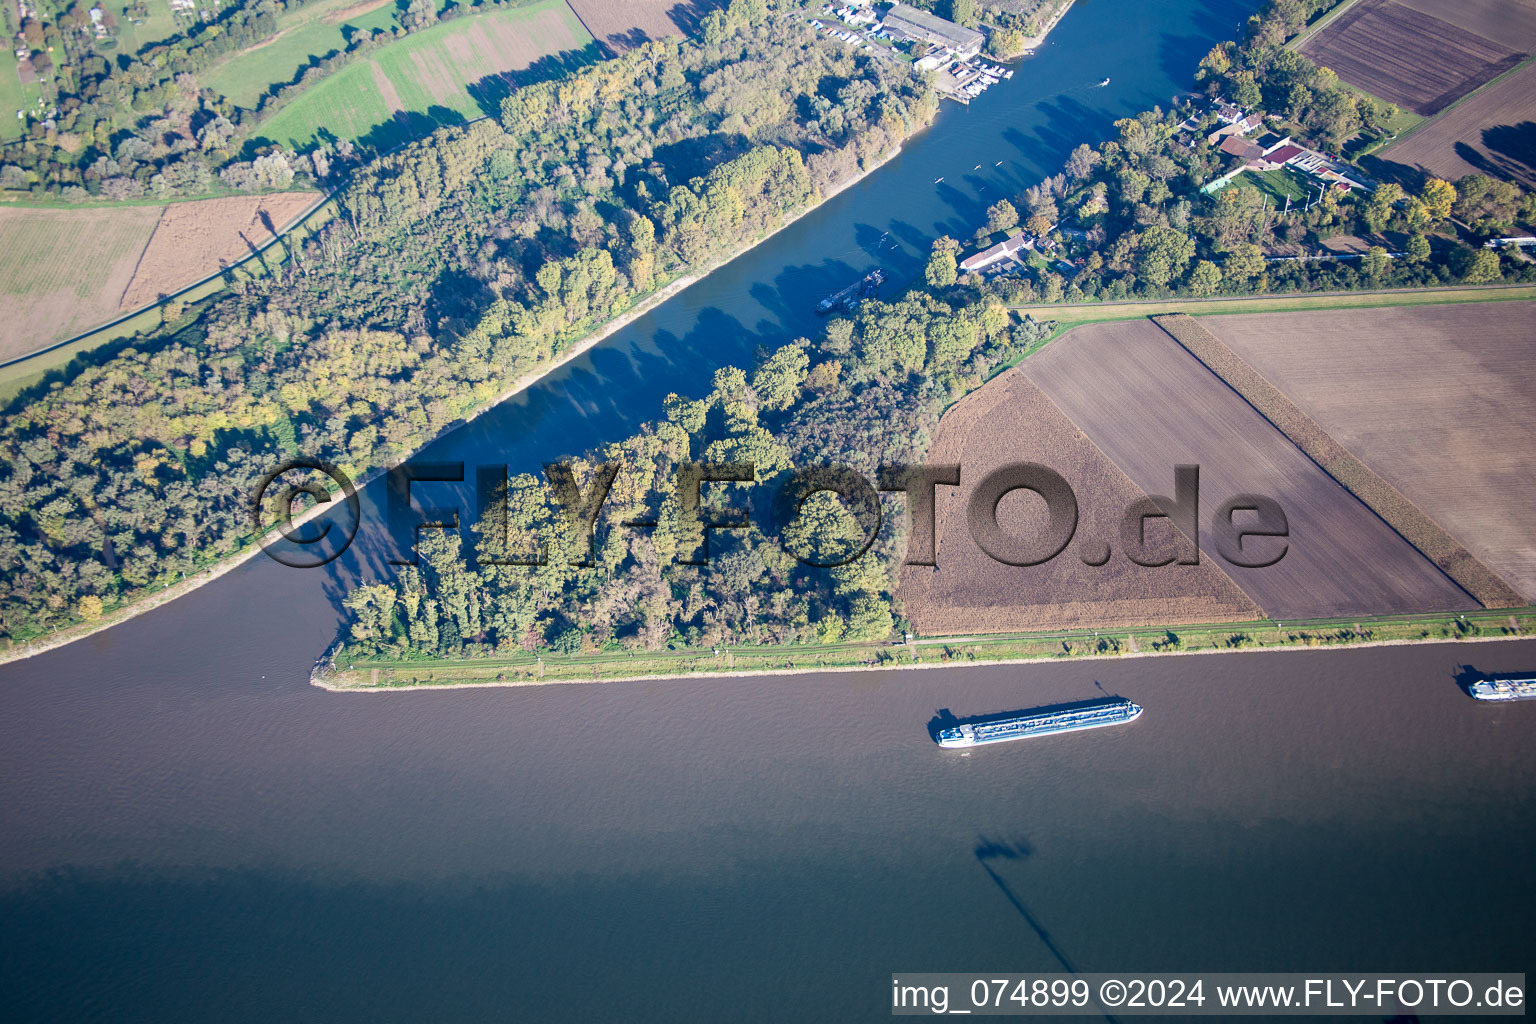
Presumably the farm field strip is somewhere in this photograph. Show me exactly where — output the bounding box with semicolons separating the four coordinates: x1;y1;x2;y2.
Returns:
1376;59;1536;188
1022;320;1479;620
1388;0;1536;52
0;206;164;361
252;0;594;150
1193;303;1536;603
1298;0;1525;116
567;0;723;55
1154;313;1526;608
898;368;1262;636
119;192;324;311
201;0;401;108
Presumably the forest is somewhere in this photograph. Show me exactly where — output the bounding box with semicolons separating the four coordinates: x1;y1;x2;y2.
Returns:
333;0;1536;663
935;0;1536;307
1;0;579;200
336;297;1050;659
0;1;934;645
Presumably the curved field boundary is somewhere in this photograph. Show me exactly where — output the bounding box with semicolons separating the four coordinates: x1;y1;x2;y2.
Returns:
1150;312;1525;608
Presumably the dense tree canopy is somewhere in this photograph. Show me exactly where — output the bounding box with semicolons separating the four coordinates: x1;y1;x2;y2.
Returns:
0;8;934;645
336;297;1050;657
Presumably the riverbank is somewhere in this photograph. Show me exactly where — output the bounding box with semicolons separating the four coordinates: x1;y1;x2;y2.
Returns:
0;140;910;669
312;605;1535;691
1018;0;1078;51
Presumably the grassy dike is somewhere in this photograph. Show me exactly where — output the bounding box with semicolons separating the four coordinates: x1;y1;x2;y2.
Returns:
314;606;1536;691
1006;283;1536;331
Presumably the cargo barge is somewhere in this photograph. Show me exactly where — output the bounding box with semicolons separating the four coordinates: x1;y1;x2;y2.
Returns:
816;268;887;314
1468;675;1536;702
936;696;1142;748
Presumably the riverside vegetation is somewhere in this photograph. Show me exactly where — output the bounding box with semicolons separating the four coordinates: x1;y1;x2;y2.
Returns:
335;300;1050;660
0;0;935;645
333;0;1536;666
928;0;1536;308
1;0;582;200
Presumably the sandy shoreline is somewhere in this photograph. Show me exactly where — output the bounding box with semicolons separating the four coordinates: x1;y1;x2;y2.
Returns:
312;630;1531;693
1018;0;1078;50
0;142;907;668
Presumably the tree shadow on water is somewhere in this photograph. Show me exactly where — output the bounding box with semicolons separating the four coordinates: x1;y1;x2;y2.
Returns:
974;835;1121;1023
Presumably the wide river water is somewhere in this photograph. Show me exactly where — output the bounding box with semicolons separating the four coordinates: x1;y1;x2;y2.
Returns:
4;1;1535;1019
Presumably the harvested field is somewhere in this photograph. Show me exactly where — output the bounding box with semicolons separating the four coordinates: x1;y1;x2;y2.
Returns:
1023;321;1478;620
254;0;595;151
898;369;1262;636
0;205;162;361
1196;303;1536;603
1153;313;1523;609
1299;0;1525;116
1388;0;1536;52
119;193;321;311
1376;60;1536;188
566;0;725;55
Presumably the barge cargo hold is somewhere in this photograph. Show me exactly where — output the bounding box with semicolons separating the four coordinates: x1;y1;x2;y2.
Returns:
936;696;1142;748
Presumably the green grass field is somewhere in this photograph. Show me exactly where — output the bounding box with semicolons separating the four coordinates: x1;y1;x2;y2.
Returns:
0;48;42;142
1244;166;1312;206
102;0;185;56
316;607;1536;690
250;0;596;151
202;0;403;109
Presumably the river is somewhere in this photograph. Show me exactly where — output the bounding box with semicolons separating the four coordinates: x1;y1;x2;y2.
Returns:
4;0;1535;1019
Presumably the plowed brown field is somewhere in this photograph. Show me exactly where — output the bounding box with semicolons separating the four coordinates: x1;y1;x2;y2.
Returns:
1387;0;1536;52
1377;61;1536;188
1199;303;1536;602
567;0;724;55
1299;0;1524;115
898;368;1263;636
1023;321;1477;620
119;192;321;311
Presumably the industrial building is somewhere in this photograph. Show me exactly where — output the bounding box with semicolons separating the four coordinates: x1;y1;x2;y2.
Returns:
881;3;985;58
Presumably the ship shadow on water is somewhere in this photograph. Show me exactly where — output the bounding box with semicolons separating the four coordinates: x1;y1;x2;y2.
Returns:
973;836;1121;1024
1454;665;1486;697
